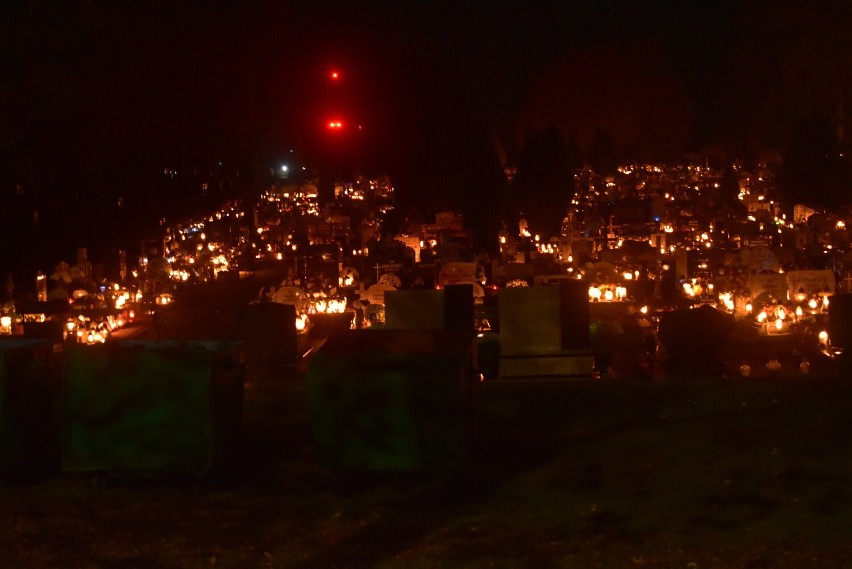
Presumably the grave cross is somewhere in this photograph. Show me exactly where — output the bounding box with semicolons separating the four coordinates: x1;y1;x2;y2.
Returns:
356;282;368;301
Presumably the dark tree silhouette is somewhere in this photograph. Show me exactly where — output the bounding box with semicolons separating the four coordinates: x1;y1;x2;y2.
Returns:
782;111;850;208
397;54;510;254
511;125;578;238
720;1;852;159
588;129;618;176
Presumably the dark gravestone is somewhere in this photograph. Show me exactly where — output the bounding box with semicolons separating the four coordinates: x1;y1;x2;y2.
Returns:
308;312;354;340
499;286;593;379
308;329;474;472
559;279;590;349
0;339;55;480
62;341;245;477
384;285;474;332
384;290;445;330
444;284;474;331
829;293;852;349
245;301;298;368
657;305;734;377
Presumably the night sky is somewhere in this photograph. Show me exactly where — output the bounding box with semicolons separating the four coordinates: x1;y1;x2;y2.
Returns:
2;1;851;274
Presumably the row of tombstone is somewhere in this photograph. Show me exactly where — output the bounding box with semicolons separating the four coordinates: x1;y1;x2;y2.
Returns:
306;281;594;473
249;280;595;378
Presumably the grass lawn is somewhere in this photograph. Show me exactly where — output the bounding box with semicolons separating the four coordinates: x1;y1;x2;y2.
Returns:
468;376;852;567
3;369;852;568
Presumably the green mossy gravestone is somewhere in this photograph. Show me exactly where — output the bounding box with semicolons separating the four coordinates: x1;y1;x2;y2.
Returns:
308;329;474;472
384;284;474;331
384;289;445;330
0;339;54;479
62;340;244;477
499;281;593;379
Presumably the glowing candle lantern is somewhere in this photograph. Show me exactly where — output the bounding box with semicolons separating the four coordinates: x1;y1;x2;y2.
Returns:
0;315;11;335
36;271;47;302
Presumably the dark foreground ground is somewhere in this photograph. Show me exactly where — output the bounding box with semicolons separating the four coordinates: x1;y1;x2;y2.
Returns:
3;274;852;568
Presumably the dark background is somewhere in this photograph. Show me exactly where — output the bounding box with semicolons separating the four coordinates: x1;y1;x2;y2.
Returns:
2;1;852;281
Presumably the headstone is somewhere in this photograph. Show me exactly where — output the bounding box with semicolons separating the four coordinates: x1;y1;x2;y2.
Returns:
365;283;396;306
272;286;308;312
0;339;55;479
748;273;789;301
308;329;473;472
742;246;780;272
786;270;835;297
494;262;535;284
245;301;298;368
438;262;476;286
394;235;421;263
560;280;590;350
828;293;852;349
384;285;475;332
499;284;593;379
570;239;594;262
444;284;474;332
307;312;354;340
385;289;444;330
657;305;734;377
500;287;561;355
62;341;245;476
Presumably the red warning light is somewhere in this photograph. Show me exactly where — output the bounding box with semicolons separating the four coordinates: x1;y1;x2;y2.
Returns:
330;70;340;80
327;120;344;129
